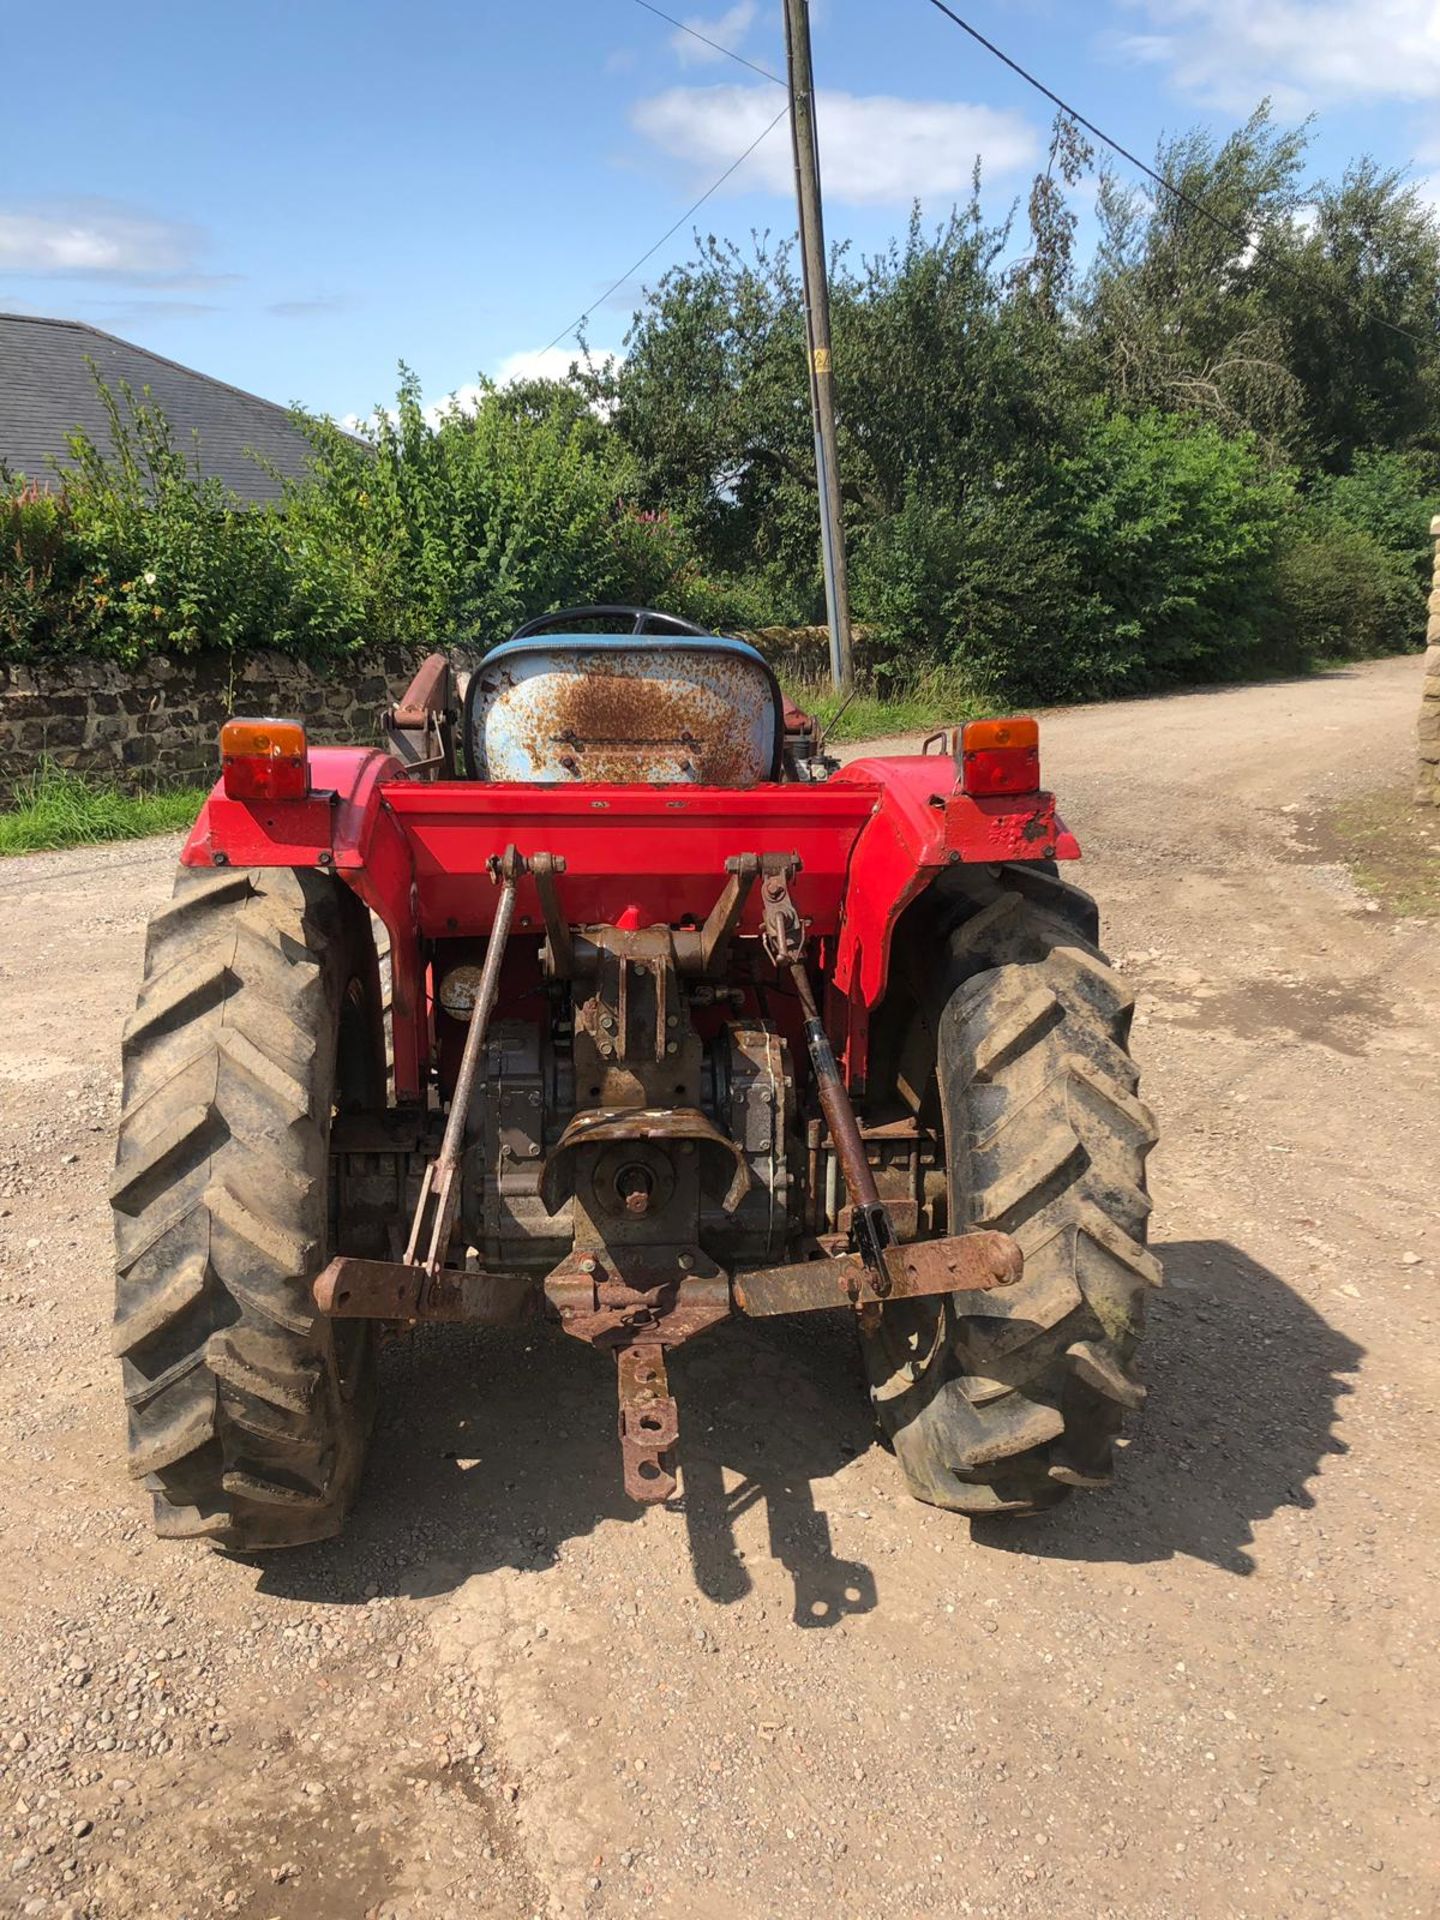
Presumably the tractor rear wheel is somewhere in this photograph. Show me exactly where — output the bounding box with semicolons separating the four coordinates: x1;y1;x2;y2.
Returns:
864;867;1159;1515
110;866;382;1550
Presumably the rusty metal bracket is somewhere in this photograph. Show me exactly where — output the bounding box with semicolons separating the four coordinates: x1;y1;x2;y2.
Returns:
544;1248;731;1349
546;1247;730;1504
733;1229;1022;1316
539;1106;752;1215
384;652;457;776
543;1223;1020;1507
530;852;573;978
618;1344;679;1501
697;854;760;973
313;1255;535;1325
758;853;806;969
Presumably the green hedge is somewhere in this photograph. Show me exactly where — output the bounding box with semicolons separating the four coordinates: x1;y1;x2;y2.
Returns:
4;110;1436;719
1;373;743;670
4;379;1426;705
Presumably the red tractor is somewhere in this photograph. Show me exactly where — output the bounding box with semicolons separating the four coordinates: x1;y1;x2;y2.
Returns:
110;609;1157;1549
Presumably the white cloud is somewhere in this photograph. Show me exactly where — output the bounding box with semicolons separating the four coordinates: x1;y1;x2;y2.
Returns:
0;198;207;278
1114;1;1440;110
669;2;758;65
493;344;617;385
632;83;1038;205
268;294;348;319
339;346;620;434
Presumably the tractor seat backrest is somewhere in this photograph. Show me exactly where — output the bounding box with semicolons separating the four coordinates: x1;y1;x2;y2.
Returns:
465;634;784;785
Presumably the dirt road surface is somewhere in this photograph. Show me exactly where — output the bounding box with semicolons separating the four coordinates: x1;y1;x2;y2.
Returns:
1;655;1436;1920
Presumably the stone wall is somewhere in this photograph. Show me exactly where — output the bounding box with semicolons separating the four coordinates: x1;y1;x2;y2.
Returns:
11;591;1434;802
1419;516;1440;807
0;629;859;805
738;625;867;683
0;647;435;803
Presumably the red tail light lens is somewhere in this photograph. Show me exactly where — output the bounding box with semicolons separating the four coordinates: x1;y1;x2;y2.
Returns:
960;717;1040;797
220;718;308;801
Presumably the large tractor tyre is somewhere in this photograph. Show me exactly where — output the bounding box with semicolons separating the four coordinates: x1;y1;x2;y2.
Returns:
864;866;1160;1515
110;866;383;1551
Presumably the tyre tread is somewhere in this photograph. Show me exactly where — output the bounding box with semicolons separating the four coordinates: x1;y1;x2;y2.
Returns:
867;869;1156;1515
111;865;373;1551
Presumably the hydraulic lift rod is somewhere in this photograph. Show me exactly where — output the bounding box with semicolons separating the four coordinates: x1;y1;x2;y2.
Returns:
404;844;525;1277
787;958;898;1280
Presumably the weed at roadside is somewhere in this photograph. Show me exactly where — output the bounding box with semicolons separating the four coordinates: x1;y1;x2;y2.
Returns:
0;760;205;856
783;668;993;743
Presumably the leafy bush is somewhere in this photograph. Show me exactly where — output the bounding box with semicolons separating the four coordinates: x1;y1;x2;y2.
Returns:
56;383;293;664
853;408;1295;703
851;491;972;665
1054;407;1294;687
277;371;737;654
852;486;1082;702
1270;522;1422;662
1;485;97;659
1306;449;1435;579
1260;451;1432;663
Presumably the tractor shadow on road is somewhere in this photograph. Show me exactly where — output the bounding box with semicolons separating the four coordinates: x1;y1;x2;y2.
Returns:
256;1236;1354;1609
256;1307;877;1629
971;1237;1364;1575
670;1311;878;1627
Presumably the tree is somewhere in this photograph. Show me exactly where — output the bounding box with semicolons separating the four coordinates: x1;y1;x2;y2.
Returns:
1083;106;1312;458
602;235;818;618
1267;162;1440;473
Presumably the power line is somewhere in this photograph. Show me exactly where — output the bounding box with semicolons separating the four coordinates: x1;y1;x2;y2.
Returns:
921;0;1250;250
631;0;785;86
921;0;1428;349
541;102;790;353
549;0;1426;372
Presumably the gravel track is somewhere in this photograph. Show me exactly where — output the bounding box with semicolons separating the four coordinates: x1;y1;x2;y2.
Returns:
0;654;1435;1919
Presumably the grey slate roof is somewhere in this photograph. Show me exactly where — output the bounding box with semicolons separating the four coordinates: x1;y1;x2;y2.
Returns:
0;312;321;504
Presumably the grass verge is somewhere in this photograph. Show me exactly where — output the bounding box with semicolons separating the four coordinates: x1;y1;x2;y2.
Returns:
0;761;206;857
782;667;992;743
1312;784;1440;918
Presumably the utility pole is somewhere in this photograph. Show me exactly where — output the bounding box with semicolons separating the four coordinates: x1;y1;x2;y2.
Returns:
783;0;854;690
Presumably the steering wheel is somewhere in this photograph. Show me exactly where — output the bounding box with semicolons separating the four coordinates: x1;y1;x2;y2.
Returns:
508;605;714;640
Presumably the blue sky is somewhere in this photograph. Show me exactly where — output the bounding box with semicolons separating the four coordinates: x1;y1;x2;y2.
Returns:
4;0;1439;422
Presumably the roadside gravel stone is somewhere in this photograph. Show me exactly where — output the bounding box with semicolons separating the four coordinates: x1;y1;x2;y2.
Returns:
0;663;1436;1918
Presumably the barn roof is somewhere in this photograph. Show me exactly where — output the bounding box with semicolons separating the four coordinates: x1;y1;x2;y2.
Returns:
0;311;325;504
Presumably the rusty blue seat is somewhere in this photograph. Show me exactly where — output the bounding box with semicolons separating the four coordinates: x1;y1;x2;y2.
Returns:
464;607;784;786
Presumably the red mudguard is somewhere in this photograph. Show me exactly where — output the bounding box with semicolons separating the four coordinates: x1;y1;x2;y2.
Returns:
181;749;1078;1101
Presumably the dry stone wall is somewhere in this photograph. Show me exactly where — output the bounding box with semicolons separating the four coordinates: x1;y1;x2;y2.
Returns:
1420;516;1440;807
0;630;835;805
0;648;436;803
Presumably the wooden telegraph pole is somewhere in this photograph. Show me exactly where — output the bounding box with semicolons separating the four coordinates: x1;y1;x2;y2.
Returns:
782;0;854;690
